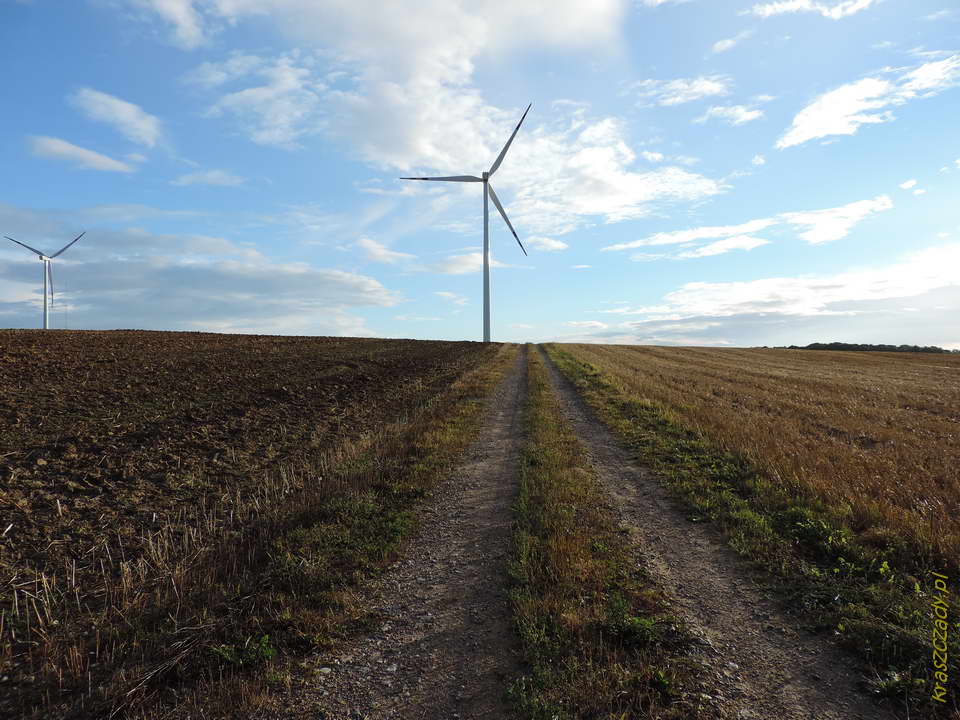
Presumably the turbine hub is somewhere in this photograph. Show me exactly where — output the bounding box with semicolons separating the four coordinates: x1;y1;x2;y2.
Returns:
482;171;489;181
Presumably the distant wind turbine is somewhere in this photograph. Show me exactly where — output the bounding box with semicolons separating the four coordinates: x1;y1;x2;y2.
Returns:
5;232;85;329
402;103;531;343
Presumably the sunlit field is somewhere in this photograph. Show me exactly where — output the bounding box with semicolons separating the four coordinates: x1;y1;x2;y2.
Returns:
556;344;960;567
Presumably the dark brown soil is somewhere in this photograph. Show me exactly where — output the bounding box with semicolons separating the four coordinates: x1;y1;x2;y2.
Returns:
0;330;499;712
0;331;495;577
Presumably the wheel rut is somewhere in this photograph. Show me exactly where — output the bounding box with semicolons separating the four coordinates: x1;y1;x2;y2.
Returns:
278;346;527;720
537;345;903;720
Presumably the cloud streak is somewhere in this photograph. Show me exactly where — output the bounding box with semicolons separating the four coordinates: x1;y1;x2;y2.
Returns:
28;136;135;172
603;194;893;256
69;88;162;147
747;0;878;20
632;75;733;106
171;169;245;186
778;55;960;148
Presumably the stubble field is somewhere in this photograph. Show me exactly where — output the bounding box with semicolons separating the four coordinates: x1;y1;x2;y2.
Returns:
552;344;960;567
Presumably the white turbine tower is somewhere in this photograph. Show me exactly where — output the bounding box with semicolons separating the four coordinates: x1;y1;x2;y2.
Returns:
402;103;531;343
5;232;85;329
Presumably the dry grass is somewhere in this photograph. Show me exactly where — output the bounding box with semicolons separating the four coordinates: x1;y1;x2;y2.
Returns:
555;344;959;570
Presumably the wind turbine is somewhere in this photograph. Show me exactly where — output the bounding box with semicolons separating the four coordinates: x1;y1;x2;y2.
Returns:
5;232;85;329
402;103;531;343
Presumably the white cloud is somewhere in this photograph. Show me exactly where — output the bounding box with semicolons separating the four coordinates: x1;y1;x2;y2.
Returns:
526;236;569;251
636;243;960;319
641;150;665;162
126;153;148;163
28;136;134;172
461;113;725;237
914;188;927;196
752;154;766;165
171;169;245;186
139;2;723;236
183;53;265;88
899;179;918;189
604;217;777;251
747;0;878;20
69;88;162;147
134;0;206;49
633;75;733;106
712;29;754;54
604;194;892;255
695;105;764;126
510;323;534;329
779;194;893;244
924;9;955;21
201;52;325;149
778;55;960;148
676;235;770;258
435;290;467;305
431;252;508;274
566;320;608;328
356;237;416;264
778;77;894;148
572;264;591;269
575;245;960;347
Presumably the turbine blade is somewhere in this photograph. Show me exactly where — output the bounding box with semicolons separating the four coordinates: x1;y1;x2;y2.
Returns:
5;236;46;257
50;231;85;258
47;262;54;306
399;175;483;182
488;103;531;177
487;184;527;256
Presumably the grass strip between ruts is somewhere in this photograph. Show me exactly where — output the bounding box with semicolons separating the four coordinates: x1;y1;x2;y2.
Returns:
507;346;711;719
543;343;959;717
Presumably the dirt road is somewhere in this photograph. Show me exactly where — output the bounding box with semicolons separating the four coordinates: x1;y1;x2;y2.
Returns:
279;346;527;720
537;346;902;720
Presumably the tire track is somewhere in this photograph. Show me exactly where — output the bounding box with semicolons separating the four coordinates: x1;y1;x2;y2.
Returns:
537;345;902;720
279;346;527;720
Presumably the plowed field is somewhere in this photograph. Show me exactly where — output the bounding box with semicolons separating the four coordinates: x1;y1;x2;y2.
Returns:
0;330;498;714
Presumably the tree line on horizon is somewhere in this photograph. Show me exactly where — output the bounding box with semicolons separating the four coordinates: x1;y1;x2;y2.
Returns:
781;342;957;354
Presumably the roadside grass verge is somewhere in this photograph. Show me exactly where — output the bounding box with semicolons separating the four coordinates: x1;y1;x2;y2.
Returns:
5;343;516;719
543;344;958;716
508;346;710;719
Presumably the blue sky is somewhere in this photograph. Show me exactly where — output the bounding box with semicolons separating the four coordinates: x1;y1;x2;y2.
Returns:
1;0;958;347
